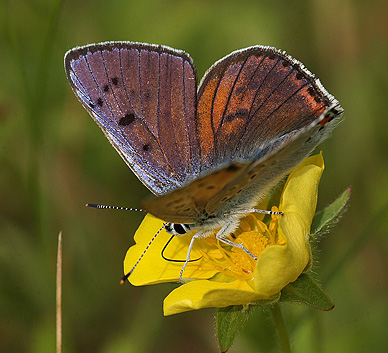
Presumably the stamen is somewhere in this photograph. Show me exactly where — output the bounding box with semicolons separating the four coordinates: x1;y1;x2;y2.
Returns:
198;208;285;281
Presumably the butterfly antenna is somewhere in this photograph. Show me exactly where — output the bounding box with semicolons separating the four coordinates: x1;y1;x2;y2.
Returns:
86;203;146;213
120;223;167;285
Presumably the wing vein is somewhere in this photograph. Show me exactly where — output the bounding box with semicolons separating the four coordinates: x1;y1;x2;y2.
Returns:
84;53;116;120
249;64;300;120
247;58;280;120
115;49;173;186
157;53;180;178
209;56;232;163
217;55;249;132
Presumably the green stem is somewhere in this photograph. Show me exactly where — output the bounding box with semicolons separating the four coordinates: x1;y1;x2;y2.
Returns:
270;304;292;353
313;314;324;353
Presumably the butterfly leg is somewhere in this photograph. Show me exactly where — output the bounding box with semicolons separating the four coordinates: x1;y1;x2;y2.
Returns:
179;231;205;281
216;224;258;260
228;208;283;216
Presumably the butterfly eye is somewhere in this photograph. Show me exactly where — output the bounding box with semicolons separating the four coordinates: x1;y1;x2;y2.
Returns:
173;224;187;234
165;223;191;235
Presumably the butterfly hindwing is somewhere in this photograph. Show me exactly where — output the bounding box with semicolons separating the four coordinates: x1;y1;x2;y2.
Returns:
65;42;201;195
141;162;250;224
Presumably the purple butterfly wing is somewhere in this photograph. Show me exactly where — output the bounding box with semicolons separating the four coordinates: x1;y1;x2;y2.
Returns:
196;45;343;169
65;42;200;195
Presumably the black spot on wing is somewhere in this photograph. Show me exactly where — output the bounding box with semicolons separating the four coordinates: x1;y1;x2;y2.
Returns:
119;113;135;126
282;60;289;68
307;87;315;96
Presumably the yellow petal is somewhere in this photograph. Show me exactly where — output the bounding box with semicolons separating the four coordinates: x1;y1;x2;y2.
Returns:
123;215;218;285
125;154;325;314
280;153;325;228
253;154;324;295
163;279;273;316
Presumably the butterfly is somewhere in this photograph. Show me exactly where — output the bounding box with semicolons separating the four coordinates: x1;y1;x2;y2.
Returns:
65;41;343;278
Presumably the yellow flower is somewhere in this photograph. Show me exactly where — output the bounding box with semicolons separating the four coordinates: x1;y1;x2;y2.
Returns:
123;154;324;315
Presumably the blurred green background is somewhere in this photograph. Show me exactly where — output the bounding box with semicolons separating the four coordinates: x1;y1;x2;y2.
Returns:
1;0;388;352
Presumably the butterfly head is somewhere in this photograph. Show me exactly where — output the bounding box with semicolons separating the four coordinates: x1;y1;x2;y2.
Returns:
164;223;193;235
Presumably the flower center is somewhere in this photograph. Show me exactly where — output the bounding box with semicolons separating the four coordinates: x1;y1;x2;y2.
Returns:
201;207;285;281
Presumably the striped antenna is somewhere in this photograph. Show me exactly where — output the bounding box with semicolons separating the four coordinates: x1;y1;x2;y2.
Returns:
86;203;145;213
120;223;167;284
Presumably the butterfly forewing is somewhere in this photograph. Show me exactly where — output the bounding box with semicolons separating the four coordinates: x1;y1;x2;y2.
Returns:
65;42;200;195
196;46;339;169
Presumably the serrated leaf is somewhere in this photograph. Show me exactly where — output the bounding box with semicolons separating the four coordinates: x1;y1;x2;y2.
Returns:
311;187;351;237
279;273;334;311
216;305;250;352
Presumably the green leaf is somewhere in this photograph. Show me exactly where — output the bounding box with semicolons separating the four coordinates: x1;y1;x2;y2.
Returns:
216;305;250;352
311;187;351;237
279;273;334;311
